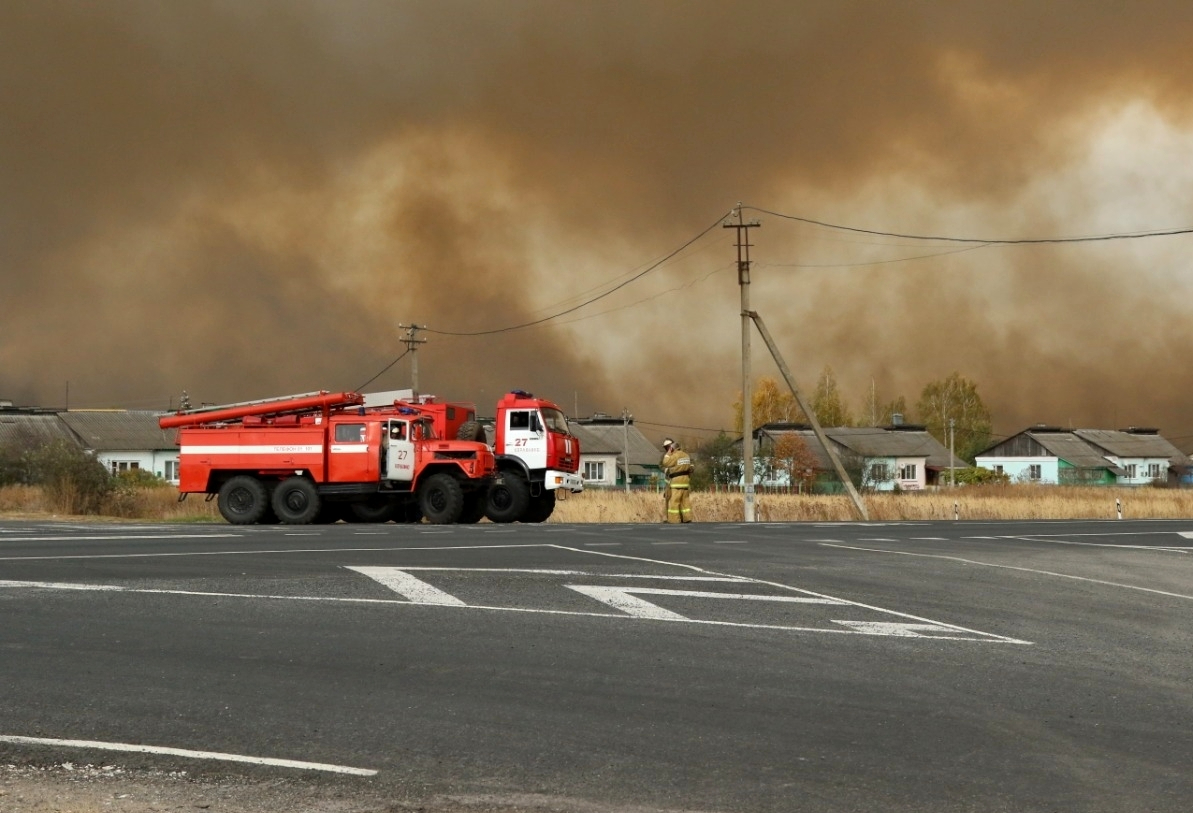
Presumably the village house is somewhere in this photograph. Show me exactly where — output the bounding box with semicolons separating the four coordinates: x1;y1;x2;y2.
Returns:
569;413;663;488
741;422;964;491
975;426;1191;486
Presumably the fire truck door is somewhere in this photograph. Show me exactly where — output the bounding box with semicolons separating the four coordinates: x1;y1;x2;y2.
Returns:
385;420;415;482
506;409;548;469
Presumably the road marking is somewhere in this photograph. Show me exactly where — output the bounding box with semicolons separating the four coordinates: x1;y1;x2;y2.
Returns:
584;542;622;547
0;542;553;562
568;585;846;620
345;566;466;605
0;735;376;776
1010;536;1191;552
0;534;241;543
651;541;687;546
0;576;1027;641
713;540;748;544
820;543;1193;601
910;537;948;541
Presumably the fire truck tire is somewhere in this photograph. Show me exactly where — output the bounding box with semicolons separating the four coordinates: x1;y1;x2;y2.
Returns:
419;473;464;524
483;474;529;523
217;476;270;525
522;490;556;523
271;476;322;524
456;420;485;442
348;497;400;523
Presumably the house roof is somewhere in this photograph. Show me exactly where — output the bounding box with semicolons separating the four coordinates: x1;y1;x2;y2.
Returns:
569;421;661;467
1073;429;1186;464
0;413;76;448
1025;431;1116;469
58;411;178;452
755;425;963;470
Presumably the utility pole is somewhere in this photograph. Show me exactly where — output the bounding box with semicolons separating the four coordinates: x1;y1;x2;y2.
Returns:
398;323;427;395
724;204;760;522
949;417;956;487
622;407;632;494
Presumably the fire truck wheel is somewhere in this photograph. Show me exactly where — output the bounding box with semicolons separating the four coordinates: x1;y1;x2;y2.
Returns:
217;476;270;525
483;474;529;523
456;420;485;442
522;490;556;523
419;473;464;524
271;476;322;524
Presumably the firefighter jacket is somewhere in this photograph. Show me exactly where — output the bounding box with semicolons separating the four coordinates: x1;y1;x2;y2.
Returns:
662;447;693;488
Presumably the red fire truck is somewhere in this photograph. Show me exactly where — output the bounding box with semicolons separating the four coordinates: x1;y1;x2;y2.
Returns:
159;391;496;525
393;389;582;523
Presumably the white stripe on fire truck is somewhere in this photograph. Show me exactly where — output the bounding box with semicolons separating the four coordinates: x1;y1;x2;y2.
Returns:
180;445;325;455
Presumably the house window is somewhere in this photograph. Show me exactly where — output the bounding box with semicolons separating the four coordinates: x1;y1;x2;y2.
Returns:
994;465;1004;475
109;461;140;475
1147;463;1162;479
898;463;917;481
164;460;179;482
1028;464;1042;481
583;461;605;481
1125;464;1137;478
870;463;891;482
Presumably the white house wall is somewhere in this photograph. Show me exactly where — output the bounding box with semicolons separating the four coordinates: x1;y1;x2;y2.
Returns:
975;456;1060;484
1106;456;1170;485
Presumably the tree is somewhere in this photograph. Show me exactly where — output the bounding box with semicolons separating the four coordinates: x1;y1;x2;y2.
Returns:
733;376;806;432
771;433;819;492
694;432;742;487
916;372;992;463
859;379;910;426
811;365;853;427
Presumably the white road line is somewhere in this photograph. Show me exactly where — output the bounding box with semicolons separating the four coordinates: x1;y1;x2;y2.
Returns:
1011;536;1191;552
713;540;748;544
345;566;466;605
0;534;241;543
651;541;687;546
910;537;948;541
819;543;1193;601
584;542;622;547
0;542;554;562
548;544;1029;644
0;735;376;776
0;577;1026;641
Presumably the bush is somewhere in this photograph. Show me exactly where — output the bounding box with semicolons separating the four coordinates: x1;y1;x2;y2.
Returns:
24;439;113;514
948;466;1011;486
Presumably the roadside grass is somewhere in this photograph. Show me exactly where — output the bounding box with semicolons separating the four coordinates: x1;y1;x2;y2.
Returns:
4;483;1193;524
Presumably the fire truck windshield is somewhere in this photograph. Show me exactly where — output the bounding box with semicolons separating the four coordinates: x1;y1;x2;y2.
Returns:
541;408;570;434
413;418;437;440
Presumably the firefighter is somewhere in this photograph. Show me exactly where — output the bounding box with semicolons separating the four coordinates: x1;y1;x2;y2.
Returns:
661;438;693;523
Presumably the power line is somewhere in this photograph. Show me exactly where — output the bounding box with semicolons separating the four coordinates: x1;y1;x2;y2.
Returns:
745;205;1193;245
354;349;410;392
425;211;731;337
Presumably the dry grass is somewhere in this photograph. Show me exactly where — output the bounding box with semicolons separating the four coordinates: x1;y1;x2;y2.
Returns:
552;485;1193;523
4;483;1192;524
0;483;222;523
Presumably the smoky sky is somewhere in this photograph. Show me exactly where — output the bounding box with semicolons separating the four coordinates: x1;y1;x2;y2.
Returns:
4;1;1193;446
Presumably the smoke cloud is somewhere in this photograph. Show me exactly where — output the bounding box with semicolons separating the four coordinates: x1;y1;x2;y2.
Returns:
4;1;1193;447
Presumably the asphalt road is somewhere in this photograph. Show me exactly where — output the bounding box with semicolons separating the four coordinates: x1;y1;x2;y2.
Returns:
2;517;1192;812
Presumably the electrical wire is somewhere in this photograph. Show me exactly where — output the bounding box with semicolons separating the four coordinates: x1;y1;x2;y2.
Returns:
745;205;1193;245
425;211;732;337
354;349;410;392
